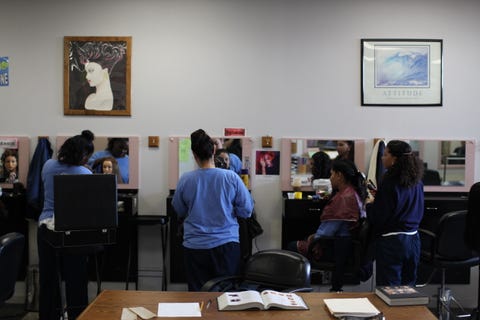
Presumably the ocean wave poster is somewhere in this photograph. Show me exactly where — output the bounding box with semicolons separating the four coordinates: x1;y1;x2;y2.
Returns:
361;39;443;106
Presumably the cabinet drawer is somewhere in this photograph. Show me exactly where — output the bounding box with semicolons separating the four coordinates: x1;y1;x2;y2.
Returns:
283;198;326;219
421;194;468;230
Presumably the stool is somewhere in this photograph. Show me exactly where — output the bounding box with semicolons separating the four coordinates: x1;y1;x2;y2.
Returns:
126;215;169;290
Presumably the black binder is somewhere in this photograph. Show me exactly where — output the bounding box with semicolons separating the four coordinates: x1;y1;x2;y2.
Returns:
54;174;118;231
45;174;118;248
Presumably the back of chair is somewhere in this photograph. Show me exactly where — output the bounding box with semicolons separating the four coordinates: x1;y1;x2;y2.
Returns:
244;249;311;290
436;210;475;261
0;232;25;303
466;182;480;252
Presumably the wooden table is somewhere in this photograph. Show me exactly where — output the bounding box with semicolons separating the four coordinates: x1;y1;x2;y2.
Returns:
77;290;436;320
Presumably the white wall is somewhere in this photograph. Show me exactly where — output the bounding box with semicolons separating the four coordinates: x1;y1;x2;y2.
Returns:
2;0;480;305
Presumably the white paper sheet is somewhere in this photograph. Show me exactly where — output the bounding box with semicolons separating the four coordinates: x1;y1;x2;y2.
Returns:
157;302;202;317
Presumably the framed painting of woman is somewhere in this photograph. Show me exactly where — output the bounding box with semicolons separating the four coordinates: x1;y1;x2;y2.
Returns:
64;36;132;116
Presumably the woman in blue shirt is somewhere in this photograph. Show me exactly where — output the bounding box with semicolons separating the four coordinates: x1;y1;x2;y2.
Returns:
366;140;424;286
37;130;95;320
173;129;254;291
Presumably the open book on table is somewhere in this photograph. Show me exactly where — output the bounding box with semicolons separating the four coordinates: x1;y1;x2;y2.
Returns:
323;298;381;318
217;290;308;311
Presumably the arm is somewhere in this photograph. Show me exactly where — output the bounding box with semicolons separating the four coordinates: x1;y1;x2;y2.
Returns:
172;179;188;219
366;179;397;231
233;175;254;219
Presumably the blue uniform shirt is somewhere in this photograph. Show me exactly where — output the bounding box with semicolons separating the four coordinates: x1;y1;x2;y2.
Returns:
172;167;254;249
38;159;92;223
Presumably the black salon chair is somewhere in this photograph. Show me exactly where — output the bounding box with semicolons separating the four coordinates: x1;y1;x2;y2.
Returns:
419;210;480;319
307;218;373;292
465;182;480;320
0;232;25;315
200;249;312;293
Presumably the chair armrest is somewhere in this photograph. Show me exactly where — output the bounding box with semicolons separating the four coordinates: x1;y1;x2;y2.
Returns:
418;228;437;260
418;228;436;238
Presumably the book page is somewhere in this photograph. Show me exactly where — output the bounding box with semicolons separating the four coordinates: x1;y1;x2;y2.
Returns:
217;291;265;311
324;298;380;317
260;290;308;310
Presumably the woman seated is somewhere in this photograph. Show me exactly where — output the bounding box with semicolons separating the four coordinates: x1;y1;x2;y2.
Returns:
288;159;367;261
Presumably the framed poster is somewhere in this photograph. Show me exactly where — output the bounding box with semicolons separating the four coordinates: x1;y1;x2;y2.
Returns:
361;39;443;106
64;36;132;116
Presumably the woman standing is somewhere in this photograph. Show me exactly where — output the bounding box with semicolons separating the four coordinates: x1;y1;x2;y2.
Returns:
172;129;254;291
37;130;95;320
367;140;424;286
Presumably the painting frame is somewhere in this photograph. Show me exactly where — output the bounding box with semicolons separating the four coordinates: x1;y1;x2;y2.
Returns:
64;36;132;116
361;39;443;106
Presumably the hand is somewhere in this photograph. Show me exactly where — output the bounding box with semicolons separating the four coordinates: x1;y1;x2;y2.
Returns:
366;194;375;204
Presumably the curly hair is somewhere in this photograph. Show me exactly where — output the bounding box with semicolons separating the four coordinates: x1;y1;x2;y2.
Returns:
384;140;424;188
58;130;95;165
191;129;215;161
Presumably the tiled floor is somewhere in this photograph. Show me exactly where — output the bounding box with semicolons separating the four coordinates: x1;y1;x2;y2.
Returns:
0;304;36;320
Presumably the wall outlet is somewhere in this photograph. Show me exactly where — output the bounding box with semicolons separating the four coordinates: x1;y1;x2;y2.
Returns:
148;136;160;148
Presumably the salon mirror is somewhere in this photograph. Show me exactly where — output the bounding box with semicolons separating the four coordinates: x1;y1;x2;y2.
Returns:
280;138;367;191
0;136;30;190
168;136;253;189
398;139;474;192
56;135;138;190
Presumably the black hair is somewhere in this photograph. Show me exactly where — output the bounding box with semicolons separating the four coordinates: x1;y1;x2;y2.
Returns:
331;159;367;203
336;140;355;161
191;129;215;161
384;140;424;188
215;148;229;156
311;151;332;179
1;149;18;164
107;137;128;158
58;130;95;165
214;156;228;169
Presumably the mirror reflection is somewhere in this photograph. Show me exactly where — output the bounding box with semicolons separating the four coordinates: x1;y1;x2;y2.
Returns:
56;135;137;189
177;137;251;181
409;140;466;186
87;137;129;183
0;148;19;184
290;139;355;187
0;137;29;189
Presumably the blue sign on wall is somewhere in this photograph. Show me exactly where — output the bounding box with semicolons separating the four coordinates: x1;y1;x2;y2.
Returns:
0;57;9;87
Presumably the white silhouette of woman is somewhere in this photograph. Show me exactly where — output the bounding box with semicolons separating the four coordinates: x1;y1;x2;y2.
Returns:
84;61;113;110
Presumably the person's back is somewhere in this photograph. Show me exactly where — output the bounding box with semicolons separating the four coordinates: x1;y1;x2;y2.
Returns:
172;129;253;291
38;159;92;224
174;167;252;248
